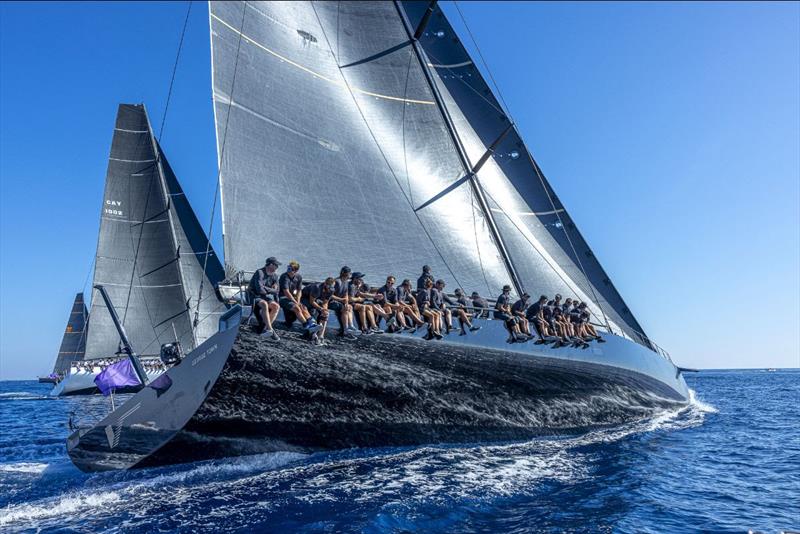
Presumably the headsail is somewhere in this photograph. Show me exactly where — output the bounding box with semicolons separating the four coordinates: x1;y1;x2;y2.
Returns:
52;293;88;374
84;104;224;359
400;1;650;343
159;144;227;346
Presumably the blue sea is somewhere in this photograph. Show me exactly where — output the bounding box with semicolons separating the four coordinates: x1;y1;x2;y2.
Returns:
0;370;797;533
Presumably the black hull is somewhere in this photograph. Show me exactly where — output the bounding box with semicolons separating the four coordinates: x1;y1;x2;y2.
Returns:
144;323;686;467
66;307;242;472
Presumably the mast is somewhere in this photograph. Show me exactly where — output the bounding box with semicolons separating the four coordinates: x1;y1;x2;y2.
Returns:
394;0;525;296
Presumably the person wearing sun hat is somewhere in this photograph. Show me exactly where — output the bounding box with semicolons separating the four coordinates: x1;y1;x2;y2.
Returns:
248;257;281;341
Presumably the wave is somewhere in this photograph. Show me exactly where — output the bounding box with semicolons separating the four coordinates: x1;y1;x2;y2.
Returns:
0;491;121;527
0;463;49;475
0;392;50;401
0;451;305;530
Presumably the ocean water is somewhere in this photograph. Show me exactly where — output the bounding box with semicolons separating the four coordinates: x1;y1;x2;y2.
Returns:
0;370;797;533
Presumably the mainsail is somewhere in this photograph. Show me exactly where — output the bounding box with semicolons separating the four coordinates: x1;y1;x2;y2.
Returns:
52;293;88;374
209;1;649;345
84;103;224;359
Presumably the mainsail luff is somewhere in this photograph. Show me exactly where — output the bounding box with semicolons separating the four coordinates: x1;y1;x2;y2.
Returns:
84;104;196;359
401;1;650;342
52;293;88;374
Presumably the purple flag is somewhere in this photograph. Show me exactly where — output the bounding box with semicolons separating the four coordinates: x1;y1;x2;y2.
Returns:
94;359;141;396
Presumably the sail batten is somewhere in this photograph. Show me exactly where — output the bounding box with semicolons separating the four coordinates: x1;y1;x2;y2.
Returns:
84;104;224;359
210;0;649;346
401;0;650;342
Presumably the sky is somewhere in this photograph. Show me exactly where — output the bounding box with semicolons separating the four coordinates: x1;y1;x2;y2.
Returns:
0;1;798;379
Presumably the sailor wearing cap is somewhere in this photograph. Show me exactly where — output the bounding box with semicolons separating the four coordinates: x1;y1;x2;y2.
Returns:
248;257;281;341
278;260;321;338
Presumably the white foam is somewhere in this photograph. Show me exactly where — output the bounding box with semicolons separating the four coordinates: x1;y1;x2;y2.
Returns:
0;462;48;475
0;491;121;527
688;388;718;413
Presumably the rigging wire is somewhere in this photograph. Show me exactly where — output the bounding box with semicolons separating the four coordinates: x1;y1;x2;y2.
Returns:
194;1;248;327
121;0;193;346
310;2;467;291
450;0;612;329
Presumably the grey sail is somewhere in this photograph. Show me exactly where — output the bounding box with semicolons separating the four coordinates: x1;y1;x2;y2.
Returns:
52;293;88;374
159;143;227;345
210;1;509;293
400;1;649;344
84;103;221;359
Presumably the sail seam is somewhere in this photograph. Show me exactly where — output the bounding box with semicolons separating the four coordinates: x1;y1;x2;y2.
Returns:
309;2;466;290
211;12;435;106
109;158;156;163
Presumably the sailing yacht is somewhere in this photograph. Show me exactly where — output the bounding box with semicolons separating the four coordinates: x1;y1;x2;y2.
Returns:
66;1;690;472
51;104;226;396
38;293;88;384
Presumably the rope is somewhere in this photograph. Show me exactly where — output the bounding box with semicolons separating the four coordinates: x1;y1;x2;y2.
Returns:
449;1;612;329
157;1;193;143
310;3;468;291
194;1;248;327
123;0;193;344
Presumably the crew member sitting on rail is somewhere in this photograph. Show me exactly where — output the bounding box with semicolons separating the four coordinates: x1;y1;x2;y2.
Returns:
526;295;551;338
560;298;577;338
301;277;335;345
378;276;410;331
248;257;281;341
511;293;533;337
550;303;571;342
417;265;435;290
470;291;490;319
350;273;383;335
453;288;481;335
278;261;320;336
398;279;425;329
332;266;358;339
367;285;397;332
495;285;527;343
577;302;606;342
416;278;443;340
432;279;454;334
